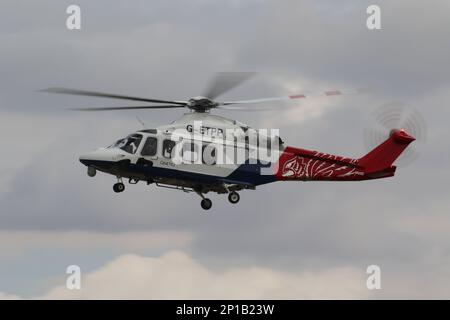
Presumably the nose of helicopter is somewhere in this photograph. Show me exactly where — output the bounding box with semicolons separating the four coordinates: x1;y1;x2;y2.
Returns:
79;148;126;166
79;153;95;166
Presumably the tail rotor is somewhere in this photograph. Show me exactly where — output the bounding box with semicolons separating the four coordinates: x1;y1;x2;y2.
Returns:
364;102;426;166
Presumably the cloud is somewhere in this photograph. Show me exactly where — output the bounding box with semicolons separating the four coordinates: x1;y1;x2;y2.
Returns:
237;0;450;95
0;231;193;259
39;251;368;299
0;292;21;300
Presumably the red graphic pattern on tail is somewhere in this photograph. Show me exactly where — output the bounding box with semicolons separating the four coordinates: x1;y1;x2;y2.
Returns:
275;129;415;181
277;148;364;181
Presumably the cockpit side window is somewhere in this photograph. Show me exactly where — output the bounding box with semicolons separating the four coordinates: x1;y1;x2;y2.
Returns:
112;134;143;154
141;137;158;156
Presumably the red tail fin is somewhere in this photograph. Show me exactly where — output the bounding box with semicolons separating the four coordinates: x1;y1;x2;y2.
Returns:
359;129;415;173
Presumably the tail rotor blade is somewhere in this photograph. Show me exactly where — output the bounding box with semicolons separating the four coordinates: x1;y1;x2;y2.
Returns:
373;102;405;131
399;108;427;142
364;102;426;166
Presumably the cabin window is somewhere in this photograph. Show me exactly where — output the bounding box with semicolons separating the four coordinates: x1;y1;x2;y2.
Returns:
163;140;176;159
182;142;199;163
141;137;158;156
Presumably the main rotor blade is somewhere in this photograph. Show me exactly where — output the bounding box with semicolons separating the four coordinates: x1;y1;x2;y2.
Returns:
69;105;185;111
40;87;188;106
221;90;344;106
219;90;351;106
203;72;255;100
217;105;274;111
221;96;297;105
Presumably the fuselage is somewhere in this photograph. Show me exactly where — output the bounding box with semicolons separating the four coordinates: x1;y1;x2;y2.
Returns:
80;113;281;194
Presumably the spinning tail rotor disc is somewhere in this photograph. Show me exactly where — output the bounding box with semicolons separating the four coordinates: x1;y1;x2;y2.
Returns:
364;102;426;166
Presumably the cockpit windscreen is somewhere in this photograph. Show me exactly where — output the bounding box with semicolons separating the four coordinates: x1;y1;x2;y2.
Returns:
110;134;143;154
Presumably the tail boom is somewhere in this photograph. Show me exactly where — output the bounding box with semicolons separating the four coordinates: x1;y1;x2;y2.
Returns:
275;129;415;181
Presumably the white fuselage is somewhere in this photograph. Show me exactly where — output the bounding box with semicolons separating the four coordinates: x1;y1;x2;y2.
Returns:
79;113;283;192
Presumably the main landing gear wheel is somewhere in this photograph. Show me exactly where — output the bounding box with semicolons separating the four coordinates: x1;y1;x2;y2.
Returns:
228;191;240;204
113;182;125;193
201;198;212;210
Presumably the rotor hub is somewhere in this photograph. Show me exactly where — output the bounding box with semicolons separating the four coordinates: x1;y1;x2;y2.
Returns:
187;96;218;112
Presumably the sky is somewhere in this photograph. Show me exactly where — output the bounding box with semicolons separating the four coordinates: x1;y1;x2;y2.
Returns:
0;0;450;299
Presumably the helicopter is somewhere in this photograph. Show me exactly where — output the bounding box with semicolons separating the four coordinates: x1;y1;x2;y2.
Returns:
41;73;415;210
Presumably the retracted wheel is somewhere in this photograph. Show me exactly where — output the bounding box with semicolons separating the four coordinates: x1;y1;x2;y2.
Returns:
228;191;240;204
201;198;212;210
113;182;125;193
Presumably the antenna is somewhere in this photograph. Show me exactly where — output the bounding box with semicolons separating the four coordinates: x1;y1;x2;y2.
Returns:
136;116;146;128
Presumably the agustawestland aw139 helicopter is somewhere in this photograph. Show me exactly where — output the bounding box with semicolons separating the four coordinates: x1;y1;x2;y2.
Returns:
41;73;415;210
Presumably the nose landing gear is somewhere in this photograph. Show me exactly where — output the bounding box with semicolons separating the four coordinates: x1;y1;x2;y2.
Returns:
113;182;125;193
113;177;125;193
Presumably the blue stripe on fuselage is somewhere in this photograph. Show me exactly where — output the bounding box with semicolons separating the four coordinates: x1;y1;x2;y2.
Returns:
81;159;276;187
